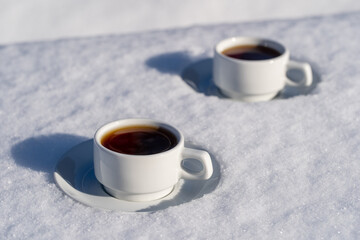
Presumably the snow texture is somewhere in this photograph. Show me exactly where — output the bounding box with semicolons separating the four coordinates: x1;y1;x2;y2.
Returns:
1;11;360;239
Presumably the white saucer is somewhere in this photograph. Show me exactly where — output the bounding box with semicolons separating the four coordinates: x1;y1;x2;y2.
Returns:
54;140;220;212
181;57;319;100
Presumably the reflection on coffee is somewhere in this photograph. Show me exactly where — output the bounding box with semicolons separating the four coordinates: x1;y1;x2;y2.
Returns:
101;125;177;155
222;45;281;60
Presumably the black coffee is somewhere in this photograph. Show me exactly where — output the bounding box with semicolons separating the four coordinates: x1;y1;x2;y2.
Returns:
222;45;281;60
101;125;177;155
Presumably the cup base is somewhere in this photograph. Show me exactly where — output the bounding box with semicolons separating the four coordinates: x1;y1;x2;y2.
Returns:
219;88;279;102
103;185;175;202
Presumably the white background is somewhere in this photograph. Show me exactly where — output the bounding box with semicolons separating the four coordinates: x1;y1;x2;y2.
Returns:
1;0;360;44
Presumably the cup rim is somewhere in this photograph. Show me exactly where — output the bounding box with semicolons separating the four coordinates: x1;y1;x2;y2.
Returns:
94;118;184;158
215;36;288;63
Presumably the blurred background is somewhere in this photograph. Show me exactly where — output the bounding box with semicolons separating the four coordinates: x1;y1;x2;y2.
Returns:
1;0;360;44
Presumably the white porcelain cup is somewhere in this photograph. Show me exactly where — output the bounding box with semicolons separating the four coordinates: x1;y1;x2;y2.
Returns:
213;37;313;102
93;119;213;202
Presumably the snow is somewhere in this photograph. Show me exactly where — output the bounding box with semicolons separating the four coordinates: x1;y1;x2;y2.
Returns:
1;0;360;44
1;2;360;240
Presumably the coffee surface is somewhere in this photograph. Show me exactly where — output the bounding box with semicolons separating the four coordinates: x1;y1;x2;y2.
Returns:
222;44;281;60
101;125;177;155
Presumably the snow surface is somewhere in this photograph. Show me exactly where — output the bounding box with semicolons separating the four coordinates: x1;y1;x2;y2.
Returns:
1;11;360;239
1;0;360;44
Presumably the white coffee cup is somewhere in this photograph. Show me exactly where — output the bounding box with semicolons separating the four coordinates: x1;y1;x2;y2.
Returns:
93;119;213;202
213;37;313;102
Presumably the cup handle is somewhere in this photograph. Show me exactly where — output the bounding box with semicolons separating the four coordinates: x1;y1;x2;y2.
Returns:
285;60;313;87
180;147;213;180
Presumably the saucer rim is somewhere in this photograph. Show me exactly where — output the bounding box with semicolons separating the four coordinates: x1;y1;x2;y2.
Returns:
54;139;220;212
